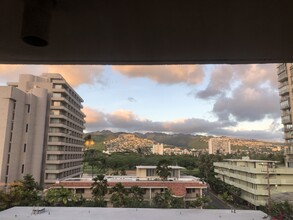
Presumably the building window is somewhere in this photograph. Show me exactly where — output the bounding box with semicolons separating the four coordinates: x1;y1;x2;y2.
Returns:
6;166;9;175
24;144;26;152
7;154;10;163
9;132;13;141
76;189;85;194
5;177;8;184
21;164;24;174
25;124;28;132
146;169;155;176
11;122;14;131
27;104;30;113
186;188;196;194
8;143;12;152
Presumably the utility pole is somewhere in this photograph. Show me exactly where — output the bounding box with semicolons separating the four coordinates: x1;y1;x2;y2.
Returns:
266;162;272;217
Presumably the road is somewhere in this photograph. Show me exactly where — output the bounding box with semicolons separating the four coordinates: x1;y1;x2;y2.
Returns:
206;189;231;209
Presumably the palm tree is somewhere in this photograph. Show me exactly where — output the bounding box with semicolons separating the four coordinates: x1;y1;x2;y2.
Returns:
125;186;145;208
91;174;108;207
156;159;171;181
153;189;172;208
45;187;77;206
156;159;171;194
110;182;128;207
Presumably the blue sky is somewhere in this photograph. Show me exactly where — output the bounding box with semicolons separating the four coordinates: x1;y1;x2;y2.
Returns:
0;64;283;142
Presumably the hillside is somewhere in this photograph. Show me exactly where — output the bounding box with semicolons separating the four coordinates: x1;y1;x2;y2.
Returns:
85;130;284;153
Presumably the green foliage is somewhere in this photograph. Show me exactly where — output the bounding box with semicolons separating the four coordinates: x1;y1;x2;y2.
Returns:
91;175;108;207
186;196;211;208
0;175;42;210
198;153;223;181
153;189;173;208
264;201;293;219
110;183;128;207
170;197;185;208
10;174;42;206
156;159;172;181
220;192;233;203
45;187;77;206
125;186;145;208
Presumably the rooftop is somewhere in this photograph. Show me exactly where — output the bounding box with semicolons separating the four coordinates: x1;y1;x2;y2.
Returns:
0;207;267;220
53;177;206;197
136;165;184;169
223;159;279;163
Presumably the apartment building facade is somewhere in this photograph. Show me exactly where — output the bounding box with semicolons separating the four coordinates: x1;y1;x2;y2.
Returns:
50;165;207;207
278;63;293;143
208;137;231;155
214;158;293;207
0;74;85;186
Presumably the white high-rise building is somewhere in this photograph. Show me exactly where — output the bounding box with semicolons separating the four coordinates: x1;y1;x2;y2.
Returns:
152;144;164;155
208;137;231;155
0;74;85;186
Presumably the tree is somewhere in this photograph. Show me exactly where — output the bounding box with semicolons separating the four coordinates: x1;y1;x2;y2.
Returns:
45;187;77;206
110;182;128;207
91;174;108;207
170;197;185;208
9;174;42;206
269;201;293;220
156;159;171;181
153;189;172;208
125;186;145;208
188;196;211;208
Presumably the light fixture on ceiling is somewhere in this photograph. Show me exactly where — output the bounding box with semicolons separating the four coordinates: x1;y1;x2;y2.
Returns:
21;0;55;47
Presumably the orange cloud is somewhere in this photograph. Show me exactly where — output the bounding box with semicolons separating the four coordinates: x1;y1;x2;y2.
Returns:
0;64;105;87
112;65;204;85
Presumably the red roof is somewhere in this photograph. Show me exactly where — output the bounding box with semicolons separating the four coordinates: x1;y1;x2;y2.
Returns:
52;180;207;197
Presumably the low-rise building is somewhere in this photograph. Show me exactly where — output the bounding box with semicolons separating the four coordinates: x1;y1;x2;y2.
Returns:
214;157;293;207
49;165;207;207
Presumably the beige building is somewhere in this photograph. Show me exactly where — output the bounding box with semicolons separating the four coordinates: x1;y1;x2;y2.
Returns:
51;165;207;207
152;144;164;155
214;157;293;207
0;74;85;186
208;137;231;155
278;63;293;143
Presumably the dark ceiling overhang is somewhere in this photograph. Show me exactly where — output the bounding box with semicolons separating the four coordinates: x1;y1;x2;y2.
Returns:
1;0;293;65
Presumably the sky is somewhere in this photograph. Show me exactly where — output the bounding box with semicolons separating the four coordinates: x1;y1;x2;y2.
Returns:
0;64;283;142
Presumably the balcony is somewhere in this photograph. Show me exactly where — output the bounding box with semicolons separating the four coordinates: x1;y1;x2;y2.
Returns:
279;85;289;96
280;100;290;110
282;115;292;124
278;71;288;82
285;132;293;140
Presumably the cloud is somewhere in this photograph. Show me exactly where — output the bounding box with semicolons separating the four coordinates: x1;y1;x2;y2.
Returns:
196;64;280;122
112;65;205;85
83;107;282;141
128;97;136;102
211;128;283;142
197;65;234;99
213;85;280;121
0;64;105;87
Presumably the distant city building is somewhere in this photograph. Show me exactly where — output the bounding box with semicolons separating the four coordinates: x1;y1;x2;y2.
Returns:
285;146;293;168
278;63;293;143
50;165;207;207
152;144;164;155
208;138;231;155
214;157;293;207
0;74;85;186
